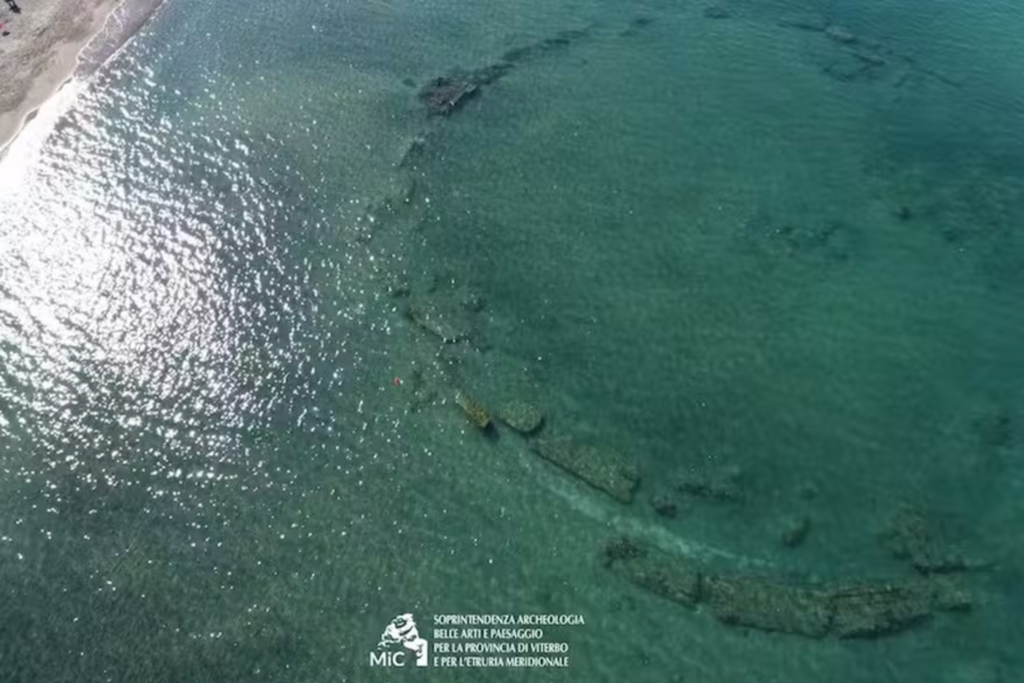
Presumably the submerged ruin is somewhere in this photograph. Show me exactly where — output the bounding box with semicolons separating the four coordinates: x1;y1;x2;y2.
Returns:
603;536;973;639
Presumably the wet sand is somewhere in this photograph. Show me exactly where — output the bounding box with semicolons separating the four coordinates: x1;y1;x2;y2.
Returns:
0;0;123;151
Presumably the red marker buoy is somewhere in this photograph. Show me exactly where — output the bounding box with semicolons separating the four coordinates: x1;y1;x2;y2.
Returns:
393;377;403;386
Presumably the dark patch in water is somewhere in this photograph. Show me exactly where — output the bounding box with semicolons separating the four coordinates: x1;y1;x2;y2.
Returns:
703;5;732;20
970;410;1013;449
501;45;535;62
777;16;961;90
501;27;590;63
421;27;591;117
620;16;655;37
822;52;888;83
418;76;481;116
741;212;863;265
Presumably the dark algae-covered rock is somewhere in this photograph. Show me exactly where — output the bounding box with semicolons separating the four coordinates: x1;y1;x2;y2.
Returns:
533;438;640;503
454;390;492;430
603;539;703;607
601;536;973;640
420;27;590;117
882;507;972;575
417;63;514;116
602;536;646;566
826;582;934;638
405;303;468;344
704;575;832;638
418;76;480;116
497;400;544;435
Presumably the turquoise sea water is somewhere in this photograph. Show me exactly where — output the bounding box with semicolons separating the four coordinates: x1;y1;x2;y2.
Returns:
1;0;1023;680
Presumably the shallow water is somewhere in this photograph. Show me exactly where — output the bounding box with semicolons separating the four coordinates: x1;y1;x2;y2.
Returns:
1;0;1023;681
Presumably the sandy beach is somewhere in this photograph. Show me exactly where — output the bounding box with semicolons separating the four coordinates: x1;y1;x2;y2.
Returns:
0;0;123;151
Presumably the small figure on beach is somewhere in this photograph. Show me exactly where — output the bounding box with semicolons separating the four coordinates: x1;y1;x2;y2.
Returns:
4;0;20;13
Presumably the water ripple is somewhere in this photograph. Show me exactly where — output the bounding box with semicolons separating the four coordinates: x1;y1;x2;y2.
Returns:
0;50;344;522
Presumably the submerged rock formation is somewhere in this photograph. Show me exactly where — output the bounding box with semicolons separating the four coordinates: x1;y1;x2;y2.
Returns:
603;536;972;639
417;27;590;117
882;507;975;575
534;438;640;503
776;12;961;89
455;390;492;430
497;400;545;435
418;76;481;116
405;303;468;344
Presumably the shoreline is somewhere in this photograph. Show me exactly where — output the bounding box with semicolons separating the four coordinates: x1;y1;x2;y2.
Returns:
0;0;164;153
